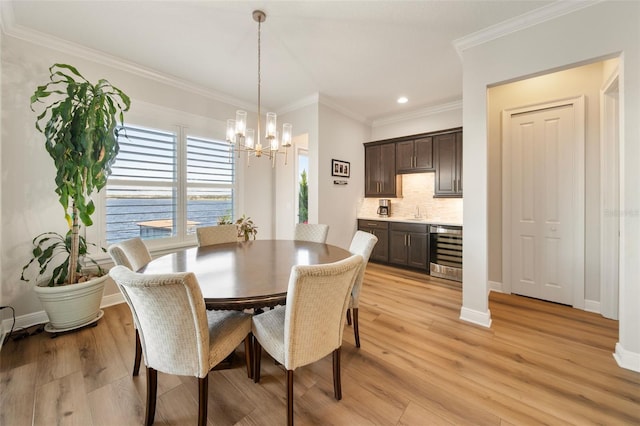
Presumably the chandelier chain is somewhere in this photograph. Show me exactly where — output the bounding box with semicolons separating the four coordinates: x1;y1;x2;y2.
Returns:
257;17;262;147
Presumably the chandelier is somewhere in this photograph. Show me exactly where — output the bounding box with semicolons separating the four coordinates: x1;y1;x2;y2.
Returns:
226;10;293;167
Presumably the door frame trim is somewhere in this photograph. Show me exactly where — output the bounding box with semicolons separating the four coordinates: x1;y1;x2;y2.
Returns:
501;96;585;308
600;68;620;319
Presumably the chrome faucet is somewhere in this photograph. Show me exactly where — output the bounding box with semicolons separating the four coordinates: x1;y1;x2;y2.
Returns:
414;205;421;219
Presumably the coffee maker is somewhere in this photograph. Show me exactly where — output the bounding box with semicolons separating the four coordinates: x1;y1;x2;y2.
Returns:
377;199;390;217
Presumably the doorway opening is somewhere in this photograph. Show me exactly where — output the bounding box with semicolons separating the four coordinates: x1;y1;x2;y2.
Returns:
296;148;308;224
490;57;621;315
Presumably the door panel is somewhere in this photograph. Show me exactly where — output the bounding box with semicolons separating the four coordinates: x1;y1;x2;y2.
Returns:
414;137;433;170
407;232;428;269
389;231;408;265
511;104;576;305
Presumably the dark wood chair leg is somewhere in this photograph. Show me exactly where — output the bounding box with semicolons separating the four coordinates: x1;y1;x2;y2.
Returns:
198;375;208;426
133;329;142;376
145;367;157;426
346;308;352;326
353;308;360;348
244;334;253;379
332;348;342;400
253;338;262;383
287;369;294;426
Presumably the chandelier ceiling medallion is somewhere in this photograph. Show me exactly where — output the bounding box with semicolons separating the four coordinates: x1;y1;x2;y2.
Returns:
226;10;293;167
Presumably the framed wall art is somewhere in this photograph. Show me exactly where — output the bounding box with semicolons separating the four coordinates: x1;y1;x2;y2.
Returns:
331;159;350;178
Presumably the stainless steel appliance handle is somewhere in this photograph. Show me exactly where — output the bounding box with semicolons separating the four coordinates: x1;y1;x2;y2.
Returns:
429;226;462;235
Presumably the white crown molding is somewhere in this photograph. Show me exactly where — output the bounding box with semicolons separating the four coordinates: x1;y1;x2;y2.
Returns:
0;4;256;112
371;99;462;128
0;1;16;34
279;92;370;125
278;93;320;115
318;94;370;125
453;0;603;58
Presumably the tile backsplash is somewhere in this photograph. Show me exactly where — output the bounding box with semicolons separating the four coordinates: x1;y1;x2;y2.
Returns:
358;173;463;222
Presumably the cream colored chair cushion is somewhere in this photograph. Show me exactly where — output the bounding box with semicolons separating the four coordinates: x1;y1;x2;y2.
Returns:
196;224;238;246
348;231;379;309
109;266;251;378
107;237;153;375
293;223;329;244
252;254;362;371
107;237;152;272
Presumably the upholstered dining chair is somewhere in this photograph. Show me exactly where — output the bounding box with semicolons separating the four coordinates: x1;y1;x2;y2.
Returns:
109;266;252;426
252;254;362;426
196;224;238;246
345;231;378;348
108;237;152;272
107;237;153;376
293;223;329;243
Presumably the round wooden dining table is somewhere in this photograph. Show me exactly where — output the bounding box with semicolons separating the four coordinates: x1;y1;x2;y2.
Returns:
141;239;352;310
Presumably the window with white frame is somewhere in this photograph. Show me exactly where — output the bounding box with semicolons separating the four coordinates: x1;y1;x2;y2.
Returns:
105;124;235;245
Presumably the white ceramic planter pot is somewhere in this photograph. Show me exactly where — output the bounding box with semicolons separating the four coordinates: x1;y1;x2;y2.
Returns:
34;275;107;332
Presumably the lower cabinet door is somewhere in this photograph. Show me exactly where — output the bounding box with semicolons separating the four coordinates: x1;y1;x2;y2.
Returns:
389;231;409;265
372;229;389;262
407;232;428;270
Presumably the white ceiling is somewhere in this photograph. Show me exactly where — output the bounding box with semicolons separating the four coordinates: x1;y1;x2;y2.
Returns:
3;0;555;122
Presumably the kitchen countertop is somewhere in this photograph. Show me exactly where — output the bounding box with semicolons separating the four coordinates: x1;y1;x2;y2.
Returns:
357;216;462;227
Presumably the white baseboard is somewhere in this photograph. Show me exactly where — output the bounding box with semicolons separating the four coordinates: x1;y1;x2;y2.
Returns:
614;342;640;372
1;293;126;339
584;299;601;314
488;280;504;293
459;307;492;328
101;292;125;308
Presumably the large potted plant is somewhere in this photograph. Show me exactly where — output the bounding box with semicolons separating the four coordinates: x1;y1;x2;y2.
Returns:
21;64;130;332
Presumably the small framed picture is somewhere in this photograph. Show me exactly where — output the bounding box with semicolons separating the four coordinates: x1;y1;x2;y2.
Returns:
331;159;350;177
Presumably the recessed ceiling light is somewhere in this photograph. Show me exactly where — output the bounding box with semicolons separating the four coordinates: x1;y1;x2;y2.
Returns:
397;96;408;104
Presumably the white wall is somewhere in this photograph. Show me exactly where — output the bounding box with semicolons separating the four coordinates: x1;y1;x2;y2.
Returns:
371;104;462;141
0;28;4;336
462;1;640;371
317;104;370;249
487;61;610;302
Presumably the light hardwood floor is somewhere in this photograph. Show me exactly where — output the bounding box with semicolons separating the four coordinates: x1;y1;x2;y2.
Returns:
2;263;639;425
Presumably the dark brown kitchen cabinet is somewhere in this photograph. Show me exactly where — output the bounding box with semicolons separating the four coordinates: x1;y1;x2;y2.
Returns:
357;220;389;263
388;222;428;270
396;136;433;173
434;131;462;197
364;142;400;197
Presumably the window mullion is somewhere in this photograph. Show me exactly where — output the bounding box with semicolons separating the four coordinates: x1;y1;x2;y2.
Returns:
176;125;188;241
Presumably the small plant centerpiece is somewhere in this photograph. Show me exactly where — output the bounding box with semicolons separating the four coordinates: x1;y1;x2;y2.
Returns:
236;214;258;241
22;64;130;332
217;214;258;241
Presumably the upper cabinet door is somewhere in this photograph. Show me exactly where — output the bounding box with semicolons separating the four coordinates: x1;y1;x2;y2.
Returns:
395;141;415;173
365;143;400;197
378;143;398;196
396;137;433;173
434;131;462;197
365;144;381;196
413;137;433;171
